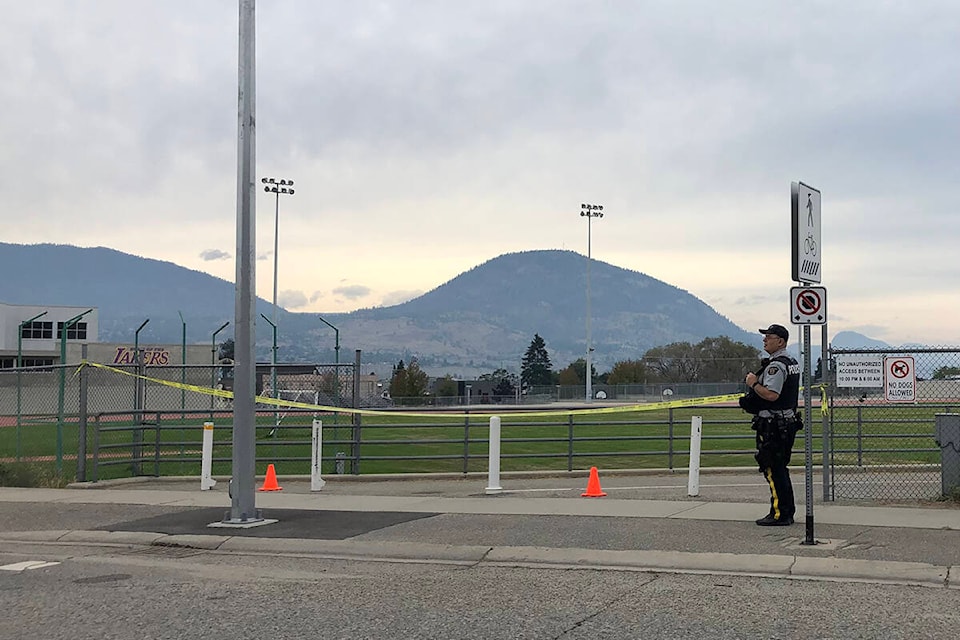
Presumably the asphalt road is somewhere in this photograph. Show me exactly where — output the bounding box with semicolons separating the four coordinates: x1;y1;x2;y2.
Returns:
2;539;959;640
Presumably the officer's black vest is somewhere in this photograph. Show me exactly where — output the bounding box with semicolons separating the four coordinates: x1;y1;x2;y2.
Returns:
760;355;801;412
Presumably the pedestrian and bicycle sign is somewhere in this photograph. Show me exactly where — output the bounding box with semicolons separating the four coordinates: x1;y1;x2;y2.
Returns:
790;286;827;325
791;181;822;284
884;356;916;403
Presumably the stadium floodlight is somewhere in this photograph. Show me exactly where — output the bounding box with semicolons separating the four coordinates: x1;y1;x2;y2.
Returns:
580;203;604;403
261;176;295;349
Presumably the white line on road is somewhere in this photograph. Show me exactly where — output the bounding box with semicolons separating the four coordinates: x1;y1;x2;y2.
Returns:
0;560;61;572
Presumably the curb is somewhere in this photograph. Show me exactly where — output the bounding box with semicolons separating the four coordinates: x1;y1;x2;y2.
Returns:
2;530;953;589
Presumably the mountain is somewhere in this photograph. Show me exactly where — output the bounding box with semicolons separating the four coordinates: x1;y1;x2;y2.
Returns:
1;243;757;376
830;331;891;349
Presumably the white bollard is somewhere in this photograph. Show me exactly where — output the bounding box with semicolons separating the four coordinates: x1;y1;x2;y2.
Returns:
311;419;326;491
485;416;502;494
687;415;702;497
200;421;217;490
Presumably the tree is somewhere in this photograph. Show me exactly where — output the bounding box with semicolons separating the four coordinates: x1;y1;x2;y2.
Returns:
557;365;581;386
813;357;823;382
566;358;596;385
933;366;960;380
520;334;553;389
607;359;650;384
218;338;235;382
218;338;234;362
643;341;700;383
434;375;459;398
479;368;518;400
695;336;762;382
389;358;430;404
644;337;760;383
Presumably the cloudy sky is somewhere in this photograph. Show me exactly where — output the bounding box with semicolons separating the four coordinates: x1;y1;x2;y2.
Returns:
2;1;958;346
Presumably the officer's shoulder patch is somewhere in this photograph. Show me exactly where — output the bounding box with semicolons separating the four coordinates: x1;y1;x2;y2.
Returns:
767;366;779;376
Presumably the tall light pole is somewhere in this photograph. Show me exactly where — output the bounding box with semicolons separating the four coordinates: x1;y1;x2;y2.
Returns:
57;308;92;475
580;203;603;403
262;176;293;447
17;310;47;461
131;318;150;476
318;315;341;438
178;311;186;421
260;313;279;434
261;176;294;348
211;321;230;414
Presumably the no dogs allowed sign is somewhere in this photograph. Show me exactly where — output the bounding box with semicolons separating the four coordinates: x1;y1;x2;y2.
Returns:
884;356;916;403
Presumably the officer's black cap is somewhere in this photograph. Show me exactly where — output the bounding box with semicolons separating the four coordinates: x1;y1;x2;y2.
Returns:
759;324;789;341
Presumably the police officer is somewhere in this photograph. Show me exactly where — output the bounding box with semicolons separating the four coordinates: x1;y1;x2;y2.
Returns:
745;324;801;526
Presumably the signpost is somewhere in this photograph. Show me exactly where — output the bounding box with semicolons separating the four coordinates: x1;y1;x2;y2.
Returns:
790;181;822;547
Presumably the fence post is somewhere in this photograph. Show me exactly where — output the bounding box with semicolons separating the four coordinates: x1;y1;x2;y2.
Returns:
351;349;361;474
687;416;702;496
567;413;574;472
132;352;143;476
200;421;217;490
668;408;675;469
856;405;863;466
485;416;502;494
821;332;832;501
311;419;325;491
154;412;161;477
77;344;89;482
92;414;100;483
462;414;470;474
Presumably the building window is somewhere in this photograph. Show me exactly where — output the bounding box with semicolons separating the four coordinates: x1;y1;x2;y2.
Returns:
0;357;55;370
21;321;54;340
56;321;88;340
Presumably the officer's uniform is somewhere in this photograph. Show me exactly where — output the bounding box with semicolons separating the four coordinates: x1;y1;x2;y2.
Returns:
753;347;801;524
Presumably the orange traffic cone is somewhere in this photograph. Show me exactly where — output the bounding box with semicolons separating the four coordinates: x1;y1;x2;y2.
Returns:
581;466;606;497
257;463;282;492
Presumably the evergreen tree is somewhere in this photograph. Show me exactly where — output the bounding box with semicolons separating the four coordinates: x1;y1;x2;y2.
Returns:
520;334;553;389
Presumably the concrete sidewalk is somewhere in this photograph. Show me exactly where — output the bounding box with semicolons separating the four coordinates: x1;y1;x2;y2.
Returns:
0;472;957;588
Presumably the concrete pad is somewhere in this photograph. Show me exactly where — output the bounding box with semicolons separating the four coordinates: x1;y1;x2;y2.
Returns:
208;518;279;529
792;556;949;586
783;538;847;551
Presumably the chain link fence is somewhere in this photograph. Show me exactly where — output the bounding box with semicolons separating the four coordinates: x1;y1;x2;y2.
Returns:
828;346;960;501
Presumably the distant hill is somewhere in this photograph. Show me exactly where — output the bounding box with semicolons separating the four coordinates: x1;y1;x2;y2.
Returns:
1;243;760;375
830;331;891;349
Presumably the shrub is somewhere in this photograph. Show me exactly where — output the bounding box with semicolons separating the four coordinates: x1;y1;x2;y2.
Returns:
0;462;71;488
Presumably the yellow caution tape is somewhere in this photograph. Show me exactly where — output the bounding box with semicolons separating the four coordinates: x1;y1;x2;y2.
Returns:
80;361;748;418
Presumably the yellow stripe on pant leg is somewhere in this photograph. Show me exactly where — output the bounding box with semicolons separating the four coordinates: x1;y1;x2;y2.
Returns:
765;468;780;520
